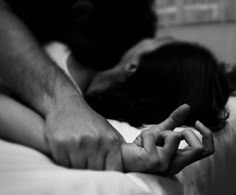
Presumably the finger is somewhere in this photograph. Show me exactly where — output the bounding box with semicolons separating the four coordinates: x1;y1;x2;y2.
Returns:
141;131;170;172
182;128;202;146
142;131;181;173
50;143;71;167
68;140;88;169
161;131;182;162
86;140;105;170
180;129;204;160
105;145;124;172
136;130;182;173
169;129;204;174
195;121;215;157
141;130;157;155
86;152;105;170
157;104;190;130
69;150;87;169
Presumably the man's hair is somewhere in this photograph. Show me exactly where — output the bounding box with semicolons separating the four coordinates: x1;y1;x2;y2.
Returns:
67;0;156;70
6;0;156;70
86;41;230;131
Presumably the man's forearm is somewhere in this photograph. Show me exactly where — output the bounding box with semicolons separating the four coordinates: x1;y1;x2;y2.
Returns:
0;3;83;116
0;1;126;172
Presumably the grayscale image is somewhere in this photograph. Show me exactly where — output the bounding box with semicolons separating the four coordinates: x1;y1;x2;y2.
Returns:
0;0;235;194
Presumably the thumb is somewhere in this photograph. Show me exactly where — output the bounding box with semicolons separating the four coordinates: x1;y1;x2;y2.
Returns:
157;104;190;130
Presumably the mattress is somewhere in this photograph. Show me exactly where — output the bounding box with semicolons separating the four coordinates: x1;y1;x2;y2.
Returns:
0;97;236;195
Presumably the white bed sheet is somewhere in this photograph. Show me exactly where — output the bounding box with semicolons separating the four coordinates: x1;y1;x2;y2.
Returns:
1;97;236;195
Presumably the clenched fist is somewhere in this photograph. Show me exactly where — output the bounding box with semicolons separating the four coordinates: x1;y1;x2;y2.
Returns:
44;99;125;171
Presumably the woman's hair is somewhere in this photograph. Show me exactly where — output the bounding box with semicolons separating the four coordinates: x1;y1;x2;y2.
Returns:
86;41;230;131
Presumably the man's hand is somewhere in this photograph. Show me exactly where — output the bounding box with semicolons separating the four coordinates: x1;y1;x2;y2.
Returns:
44;99;125;171
0;0;123;172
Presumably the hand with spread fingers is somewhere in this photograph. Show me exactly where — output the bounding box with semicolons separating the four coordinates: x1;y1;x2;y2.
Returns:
121;104;215;174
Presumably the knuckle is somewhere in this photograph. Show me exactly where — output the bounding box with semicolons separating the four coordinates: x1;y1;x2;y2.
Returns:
80;134;98;145
182;129;191;134
140;130;147;137
141;130;152;138
52;133;67;146
170;131;178;136
110;134;120;142
106;135;119;144
101;134;120;148
73;134;99;149
171;132;182;139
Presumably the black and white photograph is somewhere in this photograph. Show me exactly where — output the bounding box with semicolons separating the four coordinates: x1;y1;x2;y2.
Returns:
0;0;235;194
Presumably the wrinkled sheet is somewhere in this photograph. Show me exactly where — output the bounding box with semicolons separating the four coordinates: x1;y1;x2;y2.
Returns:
1;97;236;195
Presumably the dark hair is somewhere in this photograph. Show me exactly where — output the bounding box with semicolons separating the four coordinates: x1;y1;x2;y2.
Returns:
67;0;156;70
7;0;155;70
86;41;230;131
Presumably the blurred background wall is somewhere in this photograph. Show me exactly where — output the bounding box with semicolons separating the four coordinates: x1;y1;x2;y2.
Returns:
155;0;236;64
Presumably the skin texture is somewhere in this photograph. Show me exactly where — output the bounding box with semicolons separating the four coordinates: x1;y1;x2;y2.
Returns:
0;1;125;171
0;95;214;174
44;41;214;173
0;0;215;172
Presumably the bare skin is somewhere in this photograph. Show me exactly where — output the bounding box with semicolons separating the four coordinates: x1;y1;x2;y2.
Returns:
0;1;124;171
0;2;214;173
44;42;214;173
0;40;214;173
0;95;214;174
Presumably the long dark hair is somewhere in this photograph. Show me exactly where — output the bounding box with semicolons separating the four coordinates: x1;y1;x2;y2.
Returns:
86;41;230;131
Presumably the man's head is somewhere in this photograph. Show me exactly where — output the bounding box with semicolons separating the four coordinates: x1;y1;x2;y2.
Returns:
66;0;156;70
85;41;230;131
86;39;157;95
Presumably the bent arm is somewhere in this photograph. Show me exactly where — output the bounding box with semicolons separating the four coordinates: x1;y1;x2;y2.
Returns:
0;96;214;175
0;1;126;171
0;1;83;116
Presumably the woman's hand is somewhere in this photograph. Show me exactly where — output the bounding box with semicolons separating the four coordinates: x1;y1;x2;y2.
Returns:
121;104;215;174
122;104;189;173
122;130;182;173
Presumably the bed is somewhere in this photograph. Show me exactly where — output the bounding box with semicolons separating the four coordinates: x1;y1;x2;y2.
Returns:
1;41;236;195
0;96;236;195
